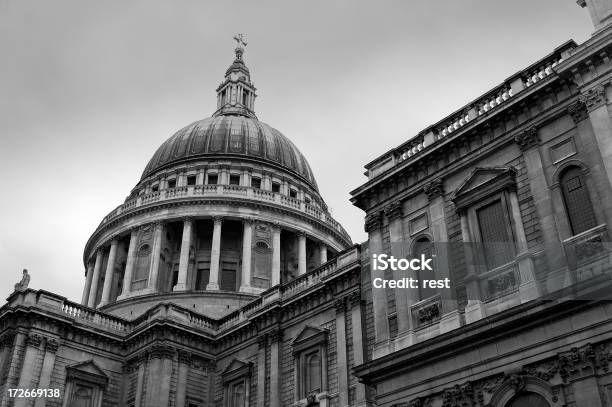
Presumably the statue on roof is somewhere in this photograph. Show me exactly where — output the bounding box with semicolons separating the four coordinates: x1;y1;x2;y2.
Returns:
14;269;30;292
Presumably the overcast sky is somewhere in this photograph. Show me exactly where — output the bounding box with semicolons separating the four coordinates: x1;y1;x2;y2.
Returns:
0;0;594;302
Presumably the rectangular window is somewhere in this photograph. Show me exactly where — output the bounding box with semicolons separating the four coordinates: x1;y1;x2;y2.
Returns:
289;189;297;198
151;184;159;192
187;175;196;186
167;179;177;189
207;174;218;185
251;177;261;189
272;182;280;193
229;175;241;185
477;199;514;269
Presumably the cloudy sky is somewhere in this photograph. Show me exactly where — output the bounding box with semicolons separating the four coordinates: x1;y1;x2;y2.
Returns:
0;0;594;301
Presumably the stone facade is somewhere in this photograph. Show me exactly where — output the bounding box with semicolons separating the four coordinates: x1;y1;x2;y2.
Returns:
349;2;612;406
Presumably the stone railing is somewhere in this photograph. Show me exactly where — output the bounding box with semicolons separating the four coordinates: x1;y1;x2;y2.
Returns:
563;224;610;283
383;41;577;170
3;247;360;338
99;184;351;243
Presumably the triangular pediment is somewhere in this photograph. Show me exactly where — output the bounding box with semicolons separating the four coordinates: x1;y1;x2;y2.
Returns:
223;358;249;374
453;167;514;198
451;167;517;212
292;325;326;345
66;360;107;378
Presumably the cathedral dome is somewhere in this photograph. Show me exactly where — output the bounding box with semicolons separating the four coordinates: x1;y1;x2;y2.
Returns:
141;115;319;191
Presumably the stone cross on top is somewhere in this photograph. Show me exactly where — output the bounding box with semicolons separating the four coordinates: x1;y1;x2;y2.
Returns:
233;33;247;48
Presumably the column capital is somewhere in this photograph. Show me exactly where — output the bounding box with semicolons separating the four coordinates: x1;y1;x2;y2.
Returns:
152;221;165;230
580;84;608;111
212;216;223;225
271;222;282;231
348;291;363;307
0;331;15;347
364;210;383;233
26;333;42;347
567;100;588;123
268;328;282;343
182;216;194;224
178;349;192;364
335;298;347;313
514;126;539;151
297;231;307;238
423;178;444;201
148;344;175;360
384;200;403;220
242;217;255;225
128;226;139;236
257;334;268;348
109;236;120;246
45;338;59;353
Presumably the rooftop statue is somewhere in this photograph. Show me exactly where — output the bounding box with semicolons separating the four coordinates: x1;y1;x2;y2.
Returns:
14;269;30;292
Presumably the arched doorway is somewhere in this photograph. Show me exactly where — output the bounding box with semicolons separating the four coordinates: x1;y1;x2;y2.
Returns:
506;392;550;407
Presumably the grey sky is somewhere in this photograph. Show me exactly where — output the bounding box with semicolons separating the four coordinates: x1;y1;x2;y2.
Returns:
0;0;594;302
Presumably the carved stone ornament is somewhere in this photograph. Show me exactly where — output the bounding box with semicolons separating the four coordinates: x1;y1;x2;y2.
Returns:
423;179;444;201
514;127;539;151
45;338;60;353
364;211;383;233
148;344;175;359
384;200;403;220
579;85;607;111
334;298;347;313
26;333;42;348
567;99;588;123
14;269;30;292
348;290;362;306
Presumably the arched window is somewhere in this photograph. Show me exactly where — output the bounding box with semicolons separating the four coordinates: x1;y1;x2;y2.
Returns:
560;167;597;235
304;351;321;395
231;382;245;407
506;392;550;407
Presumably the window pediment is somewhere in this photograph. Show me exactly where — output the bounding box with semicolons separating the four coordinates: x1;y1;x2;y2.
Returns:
222;358;252;383
292;326;327;354
65;360;108;387
451;167;517;212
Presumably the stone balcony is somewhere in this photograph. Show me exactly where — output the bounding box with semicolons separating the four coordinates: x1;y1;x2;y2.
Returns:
98;184;351;244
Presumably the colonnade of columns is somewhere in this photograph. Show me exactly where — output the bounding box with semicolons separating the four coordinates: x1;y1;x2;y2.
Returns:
81;217;330;308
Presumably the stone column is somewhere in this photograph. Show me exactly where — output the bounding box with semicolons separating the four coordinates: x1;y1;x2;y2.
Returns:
133;352;147;407
175;350;191;407
240;218;253;292
33;339;59;407
319;243;327;265
148;222;164;293
119;228;138;299
334;298;349;407
206;217;223;290
348;292;368;406
81;262;94;305
515;126;566;274
297;233;307;275
256;335;267;407
269;330;281;407
87;249;104;308
366;211;391;358
145;345;174;407
460;214;486;323
580;86;612;226
271;224;281;286
174;218;193;292
14;334;42;407
99;238;119;307
424;180;461;333
508;188;540;302
384;200;414;349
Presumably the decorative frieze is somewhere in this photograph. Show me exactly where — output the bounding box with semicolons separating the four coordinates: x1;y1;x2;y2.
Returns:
514;127;539;151
423;179;444;201
579;85;607;111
